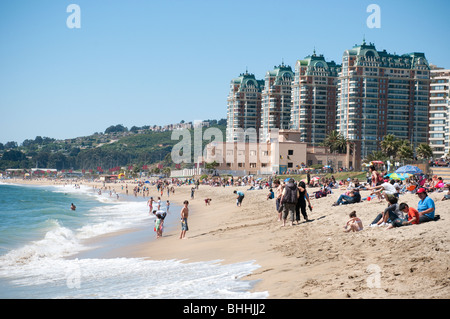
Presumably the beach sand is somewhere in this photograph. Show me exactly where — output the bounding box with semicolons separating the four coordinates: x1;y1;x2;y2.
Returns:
5;178;450;299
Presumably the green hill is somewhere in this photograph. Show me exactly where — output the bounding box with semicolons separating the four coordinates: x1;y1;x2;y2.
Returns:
0;122;226;173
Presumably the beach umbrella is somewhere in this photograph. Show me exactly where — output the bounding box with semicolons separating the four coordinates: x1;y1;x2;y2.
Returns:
395;165;423;175
386;173;412;180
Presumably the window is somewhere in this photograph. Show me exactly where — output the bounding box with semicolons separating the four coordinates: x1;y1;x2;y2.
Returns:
288;150;294;155
288;163;293;168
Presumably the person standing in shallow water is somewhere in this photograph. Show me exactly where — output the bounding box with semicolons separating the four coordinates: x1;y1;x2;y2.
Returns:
179;200;189;239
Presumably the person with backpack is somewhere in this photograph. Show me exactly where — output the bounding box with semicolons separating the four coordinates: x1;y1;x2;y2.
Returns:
278;179;299;227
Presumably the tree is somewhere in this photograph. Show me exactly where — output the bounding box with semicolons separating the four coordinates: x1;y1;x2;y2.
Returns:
380;134;400;159
396;142;414;161
322;131;348;154
205;161;219;170
416;143;433;160
2;150;26;161
366;150;388;163
4;141;18;149
105;124;128;134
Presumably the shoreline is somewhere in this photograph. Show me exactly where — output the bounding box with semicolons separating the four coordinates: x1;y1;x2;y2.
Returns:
2;178;450;298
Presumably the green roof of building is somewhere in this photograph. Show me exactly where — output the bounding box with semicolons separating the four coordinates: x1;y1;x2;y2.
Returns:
346;40;429;69
231;71;264;91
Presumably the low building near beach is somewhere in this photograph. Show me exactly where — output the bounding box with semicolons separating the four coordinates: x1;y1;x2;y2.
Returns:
203;130;361;176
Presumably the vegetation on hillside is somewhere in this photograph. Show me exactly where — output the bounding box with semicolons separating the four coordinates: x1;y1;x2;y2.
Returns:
0;120;226;172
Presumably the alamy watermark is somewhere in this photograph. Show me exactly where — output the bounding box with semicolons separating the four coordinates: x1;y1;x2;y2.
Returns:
66;261;81;289
66;4;81;29
366;4;381;29
366;264;382;288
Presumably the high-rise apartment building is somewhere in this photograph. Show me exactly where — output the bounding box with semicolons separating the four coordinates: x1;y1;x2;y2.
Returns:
291;51;340;145
260;63;294;141
429;67;450;157
226;71;264;142
337;41;430;158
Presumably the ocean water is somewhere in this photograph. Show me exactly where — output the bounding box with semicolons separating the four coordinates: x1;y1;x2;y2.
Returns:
0;183;268;299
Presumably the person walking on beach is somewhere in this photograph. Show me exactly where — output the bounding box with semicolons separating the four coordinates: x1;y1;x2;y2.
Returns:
274;180;284;221
279;179;299;227
147;197;154;214
179;200;189;239
296;181;311;223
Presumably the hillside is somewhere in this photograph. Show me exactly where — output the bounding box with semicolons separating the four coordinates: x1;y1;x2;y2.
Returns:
0;121;226;173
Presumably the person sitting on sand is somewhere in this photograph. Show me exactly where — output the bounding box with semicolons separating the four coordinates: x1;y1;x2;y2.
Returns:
386;202;420;229
441;184;450;201
332;188;361;206
343;211;363;232
416;188;438;223
368;179;397;201
267;188;274;200
369;195;403;227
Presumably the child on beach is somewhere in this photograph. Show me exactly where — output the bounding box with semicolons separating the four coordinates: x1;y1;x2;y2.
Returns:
155;214;163;238
386;202;420;229
234;190;245;207
166;200;170;212
204;198;212;206
343;211;363;232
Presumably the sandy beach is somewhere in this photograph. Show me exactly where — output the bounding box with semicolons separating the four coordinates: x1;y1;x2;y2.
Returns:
4;178;450;299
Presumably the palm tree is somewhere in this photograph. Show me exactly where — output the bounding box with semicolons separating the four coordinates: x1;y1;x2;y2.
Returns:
365;150;388;163
396;141;414;162
380;134;400;159
322;131;347;154
416;143;433;160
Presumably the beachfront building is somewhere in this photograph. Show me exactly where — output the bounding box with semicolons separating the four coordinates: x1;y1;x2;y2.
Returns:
260;63;294;141
290;51;341;145
226;71;264;143
204;130;360;176
428;67;450;158
337;40;431;158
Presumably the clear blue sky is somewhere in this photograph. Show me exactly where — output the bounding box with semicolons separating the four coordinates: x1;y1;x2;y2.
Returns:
1;0;449;144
